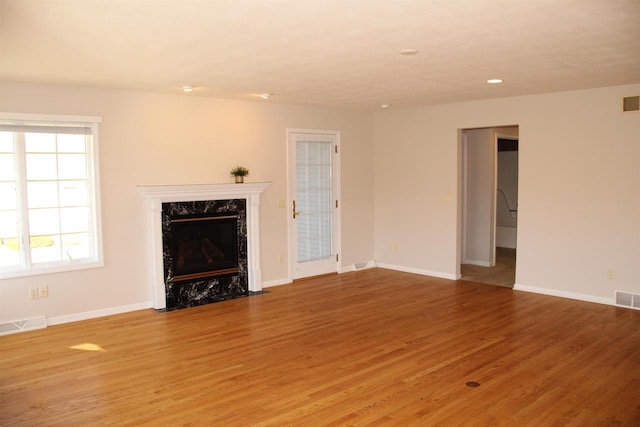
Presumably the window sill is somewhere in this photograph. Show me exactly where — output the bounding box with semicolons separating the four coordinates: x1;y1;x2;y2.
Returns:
0;259;104;280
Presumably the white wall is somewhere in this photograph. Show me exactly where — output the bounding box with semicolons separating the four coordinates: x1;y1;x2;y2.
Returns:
2;81;638;324
0;82;375;323
464;128;494;266
374;83;640;302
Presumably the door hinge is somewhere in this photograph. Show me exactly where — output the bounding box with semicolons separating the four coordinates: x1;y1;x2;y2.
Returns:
334;145;338;154
336;254;339;262
335;200;338;208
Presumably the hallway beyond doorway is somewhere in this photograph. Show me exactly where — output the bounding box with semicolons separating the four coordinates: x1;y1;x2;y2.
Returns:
461;247;515;287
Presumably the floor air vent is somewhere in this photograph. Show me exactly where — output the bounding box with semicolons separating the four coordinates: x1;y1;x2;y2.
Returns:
614;291;640;310
622;95;639;112
0;316;47;336
353;261;376;271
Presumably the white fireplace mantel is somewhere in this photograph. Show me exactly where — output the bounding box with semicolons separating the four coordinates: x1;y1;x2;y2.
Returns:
137;182;271;310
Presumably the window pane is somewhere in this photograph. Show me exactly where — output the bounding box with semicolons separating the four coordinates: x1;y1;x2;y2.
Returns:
0;115;101;276
296;139;333;262
26;154;58;180
0;154;16;180
27;181;59;208
62;233;90;260
25;133;56;152
59;181;87;207
0;238;20;267
0;132;14;152
28;208;60;235
58;154;86;179
57;134;86;153
31;235;61;263
0;183;17;210
60;207;88;233
0;210;19;238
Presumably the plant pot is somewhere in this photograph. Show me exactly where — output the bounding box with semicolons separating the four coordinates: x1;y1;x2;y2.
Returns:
235;176;244;184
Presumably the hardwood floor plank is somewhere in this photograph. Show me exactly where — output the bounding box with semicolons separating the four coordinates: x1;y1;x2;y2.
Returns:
1;268;639;425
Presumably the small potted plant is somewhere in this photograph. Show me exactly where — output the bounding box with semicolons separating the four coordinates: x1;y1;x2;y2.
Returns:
230;166;249;183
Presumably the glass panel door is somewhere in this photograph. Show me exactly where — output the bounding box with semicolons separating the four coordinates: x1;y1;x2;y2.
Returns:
296;138;332;263
288;130;339;279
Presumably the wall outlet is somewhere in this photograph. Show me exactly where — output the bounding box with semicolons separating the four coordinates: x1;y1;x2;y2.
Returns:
279;254;285;264
39;285;49;298
29;287;39;300
608;268;615;279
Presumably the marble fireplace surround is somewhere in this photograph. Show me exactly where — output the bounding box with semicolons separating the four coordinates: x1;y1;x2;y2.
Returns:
138;182;270;310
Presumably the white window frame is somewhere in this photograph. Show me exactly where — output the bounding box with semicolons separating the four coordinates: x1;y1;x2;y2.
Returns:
0;112;103;279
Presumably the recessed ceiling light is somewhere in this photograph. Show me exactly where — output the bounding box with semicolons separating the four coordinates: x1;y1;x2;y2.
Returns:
381;104;390;109
259;93;271;100
400;49;418;56
486;79;503;84
182;85;194;92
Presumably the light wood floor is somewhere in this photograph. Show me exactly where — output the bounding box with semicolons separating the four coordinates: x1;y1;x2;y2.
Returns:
2;269;639;426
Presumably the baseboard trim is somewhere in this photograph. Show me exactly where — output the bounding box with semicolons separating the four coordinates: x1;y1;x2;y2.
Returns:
376;263;457;280
262;278;292;288
19;278;619;328
48;302;152;326
264;260;378;287
513;283;614;306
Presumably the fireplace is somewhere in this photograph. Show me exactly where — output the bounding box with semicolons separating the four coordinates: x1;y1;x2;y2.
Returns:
170;214;239;281
137;183;270;311
160;199;249;310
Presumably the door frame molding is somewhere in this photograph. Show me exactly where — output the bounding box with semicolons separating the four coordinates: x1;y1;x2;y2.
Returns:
286;128;342;280
460;128;496;267
458;125;519;283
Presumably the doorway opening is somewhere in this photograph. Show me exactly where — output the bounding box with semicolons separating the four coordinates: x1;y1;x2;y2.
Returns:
459;126;518;287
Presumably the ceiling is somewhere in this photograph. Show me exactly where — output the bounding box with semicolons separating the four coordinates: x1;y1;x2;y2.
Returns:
1;0;639;112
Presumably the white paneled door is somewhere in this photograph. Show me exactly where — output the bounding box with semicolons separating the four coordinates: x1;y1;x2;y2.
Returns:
287;129;340;279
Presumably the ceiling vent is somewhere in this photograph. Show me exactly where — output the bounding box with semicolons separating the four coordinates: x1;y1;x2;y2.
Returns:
614;291;640;310
622;95;639;112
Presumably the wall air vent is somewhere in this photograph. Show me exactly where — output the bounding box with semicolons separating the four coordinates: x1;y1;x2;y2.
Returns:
0;316;47;336
614;291;640;310
622;95;639;112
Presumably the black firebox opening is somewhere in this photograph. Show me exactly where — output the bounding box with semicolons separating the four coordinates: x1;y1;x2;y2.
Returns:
170;214;238;281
